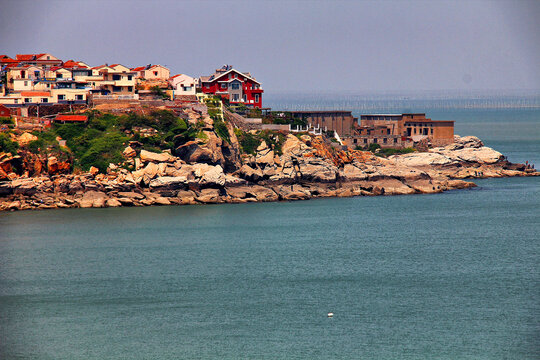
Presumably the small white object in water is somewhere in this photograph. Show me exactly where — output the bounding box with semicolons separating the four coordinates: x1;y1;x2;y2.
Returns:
327;312;334;317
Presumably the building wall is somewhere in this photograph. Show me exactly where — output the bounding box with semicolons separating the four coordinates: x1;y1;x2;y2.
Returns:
143;66;170;80
343;135;408;149
294;111;356;137
170;75;196;95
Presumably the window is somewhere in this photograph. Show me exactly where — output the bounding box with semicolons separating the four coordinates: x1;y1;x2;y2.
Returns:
128;86;133;92
113;74;121;81
128;75;132;80
14;99;18;104
364;138;367;144
41;98;48;103
24;81;28;86
373;138;378;143
153;71;158;76
383;138;387;144
353;139;357;144
394;138;398;143
232;94;239;101
231;83;239;90
47;84;50;88
113;86;121;92
57;73;62;78
58;94;65;100
24;98;31;103
221;83;227;89
431;128;433;135
46;56;50;60
76;95;84;100
255;94;259;103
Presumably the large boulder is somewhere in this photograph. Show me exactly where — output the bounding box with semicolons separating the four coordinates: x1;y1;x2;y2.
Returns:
79;190;107;208
148;176;188;190
193;164;226;186
140;149;175;163
255;140;274;167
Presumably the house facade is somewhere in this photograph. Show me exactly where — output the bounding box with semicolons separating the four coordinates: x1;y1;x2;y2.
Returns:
132;64;170;80
169;74;196;96
199;65;263;108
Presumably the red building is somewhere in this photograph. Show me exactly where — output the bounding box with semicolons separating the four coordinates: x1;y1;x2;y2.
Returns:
199;65;263;108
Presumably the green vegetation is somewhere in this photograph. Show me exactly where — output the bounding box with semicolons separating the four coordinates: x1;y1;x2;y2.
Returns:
0;116;14;125
234;129;286;155
234;129;260;155
377;147;416;156
263;111;307;126
151;86;169;100
368;143;381;152
6;109;198;172
213;117;230;143
0;132;19;155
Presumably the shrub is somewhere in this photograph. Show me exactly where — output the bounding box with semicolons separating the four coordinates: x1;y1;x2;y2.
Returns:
0;133;19;154
377;147;416;157
214;118;230;143
78;132;128;172
0;116;13;125
368;143;381;152
235;129;261;155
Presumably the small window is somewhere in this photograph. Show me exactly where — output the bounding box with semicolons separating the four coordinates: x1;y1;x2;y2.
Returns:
76;94;83;100
128;75;132;80
24;81;28;86
128;86;133;92
373;138;378;143
383;138;387;144
14;99;18;104
57;73;63;78
353;139;357;144
431;128;433;135
58;94;65;100
364;138;367;144
24;98;31;103
153;71;158;76
41;98;48;103
113;74;121;81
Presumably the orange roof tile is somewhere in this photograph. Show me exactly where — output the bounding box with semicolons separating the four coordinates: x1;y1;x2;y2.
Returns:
55;115;88;122
21;91;51;97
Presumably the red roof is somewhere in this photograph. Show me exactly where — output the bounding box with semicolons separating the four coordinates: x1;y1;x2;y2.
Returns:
132;66;145;71
169;74;184;79
55;115;88;122
21;91;51;97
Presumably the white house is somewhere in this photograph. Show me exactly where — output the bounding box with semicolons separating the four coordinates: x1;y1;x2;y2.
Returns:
168;74;196;96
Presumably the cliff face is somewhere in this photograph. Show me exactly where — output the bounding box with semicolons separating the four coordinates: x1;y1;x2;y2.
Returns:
0;126;536;211
0;104;537;211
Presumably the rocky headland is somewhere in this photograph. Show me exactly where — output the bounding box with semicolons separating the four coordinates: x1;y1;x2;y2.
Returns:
0;125;536;212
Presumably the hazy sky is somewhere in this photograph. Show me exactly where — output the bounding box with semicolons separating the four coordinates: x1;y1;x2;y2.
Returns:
1;0;539;93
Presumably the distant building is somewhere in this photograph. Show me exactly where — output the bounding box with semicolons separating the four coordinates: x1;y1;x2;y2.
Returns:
132;64;170;80
169;74;196;96
199;65;263;108
360;113;454;147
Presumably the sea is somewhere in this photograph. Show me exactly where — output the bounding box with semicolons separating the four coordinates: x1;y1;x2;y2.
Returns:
1;92;539;359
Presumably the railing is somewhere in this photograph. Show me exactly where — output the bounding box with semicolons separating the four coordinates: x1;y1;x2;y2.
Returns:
91;94;139;100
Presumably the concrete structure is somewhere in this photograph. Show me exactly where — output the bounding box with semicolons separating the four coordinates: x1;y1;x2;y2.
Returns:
200;65;263;108
289;111;358;137
360;113;454;147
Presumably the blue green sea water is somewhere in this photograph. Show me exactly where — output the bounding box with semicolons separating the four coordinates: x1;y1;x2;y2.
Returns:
1;95;539;359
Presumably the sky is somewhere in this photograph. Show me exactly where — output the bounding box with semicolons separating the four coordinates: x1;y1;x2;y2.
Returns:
1;0;539;93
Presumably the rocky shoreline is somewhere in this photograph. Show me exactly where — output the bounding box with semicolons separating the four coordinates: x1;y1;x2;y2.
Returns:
0;133;536;212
